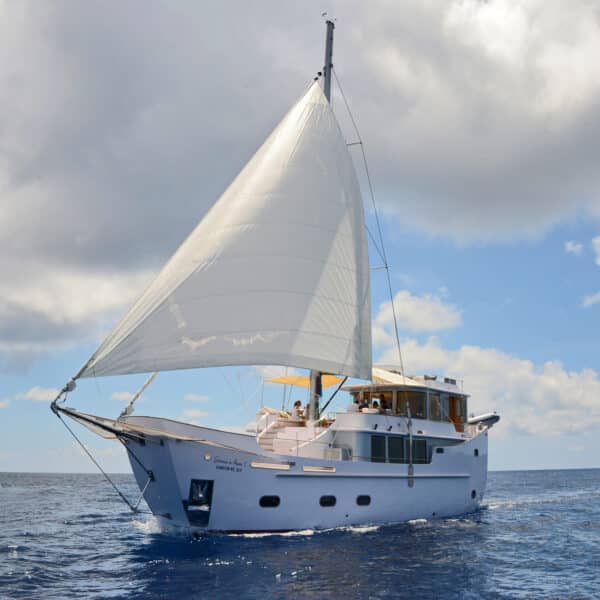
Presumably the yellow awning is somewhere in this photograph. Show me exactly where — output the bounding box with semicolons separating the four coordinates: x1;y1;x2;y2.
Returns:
265;374;343;389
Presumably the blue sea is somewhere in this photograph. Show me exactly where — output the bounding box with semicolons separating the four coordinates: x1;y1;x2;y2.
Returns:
1;469;599;599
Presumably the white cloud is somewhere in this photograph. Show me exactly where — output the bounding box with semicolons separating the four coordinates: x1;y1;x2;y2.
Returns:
374;290;462;346
184;393;209;403
0;399;9;409
181;408;210;425
16;386;59;402
378;336;600;437
592;236;600;265
254;366;300;379
2;1;600;371
564;240;583;255
111;391;134;401
582;291;600;308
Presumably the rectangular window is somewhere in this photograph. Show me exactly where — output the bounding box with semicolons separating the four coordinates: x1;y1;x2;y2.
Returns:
412;439;428;464
407;392;427;419
371;435;386;463
395;391;427;418
429;392;442;421
388;436;405;463
372;391;392;412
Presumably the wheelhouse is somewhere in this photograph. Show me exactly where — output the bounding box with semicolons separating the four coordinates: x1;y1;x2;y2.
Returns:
343;373;468;433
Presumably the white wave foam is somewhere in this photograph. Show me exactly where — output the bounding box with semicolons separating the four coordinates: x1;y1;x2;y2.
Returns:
131;516;165;535
233;528;316;538
408;518;428;525
340;524;380;534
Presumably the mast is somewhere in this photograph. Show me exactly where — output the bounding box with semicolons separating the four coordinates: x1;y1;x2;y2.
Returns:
322;19;335;101
308;19;335;422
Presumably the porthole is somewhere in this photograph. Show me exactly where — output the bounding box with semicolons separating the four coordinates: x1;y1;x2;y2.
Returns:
356;495;371;506
259;495;280;508
435;447;444;454
474;449;479;457
471;490;477;499
320;495;336;507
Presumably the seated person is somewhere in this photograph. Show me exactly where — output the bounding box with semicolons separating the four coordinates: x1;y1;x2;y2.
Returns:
292;400;304;420
358;397;368;411
379;398;388;413
372;400;379;411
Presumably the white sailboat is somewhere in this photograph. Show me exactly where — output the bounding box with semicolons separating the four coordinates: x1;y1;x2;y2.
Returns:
51;21;499;533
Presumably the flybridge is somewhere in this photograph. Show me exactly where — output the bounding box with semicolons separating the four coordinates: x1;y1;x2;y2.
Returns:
370;367;466;396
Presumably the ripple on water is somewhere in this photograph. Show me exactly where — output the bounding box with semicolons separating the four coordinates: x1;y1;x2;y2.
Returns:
1;469;600;599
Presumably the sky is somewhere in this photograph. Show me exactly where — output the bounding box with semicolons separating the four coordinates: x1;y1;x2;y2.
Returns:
1;0;600;473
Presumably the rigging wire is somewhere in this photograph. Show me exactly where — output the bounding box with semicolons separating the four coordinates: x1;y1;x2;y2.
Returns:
333;67;406;377
52;402;151;514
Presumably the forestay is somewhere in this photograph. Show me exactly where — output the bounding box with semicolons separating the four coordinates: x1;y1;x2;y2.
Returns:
78;82;371;380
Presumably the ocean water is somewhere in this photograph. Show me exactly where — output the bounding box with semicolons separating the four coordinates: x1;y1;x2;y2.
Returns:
1;469;599;599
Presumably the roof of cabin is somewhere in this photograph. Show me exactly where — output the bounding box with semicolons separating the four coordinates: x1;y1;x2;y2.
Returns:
341;366;468;397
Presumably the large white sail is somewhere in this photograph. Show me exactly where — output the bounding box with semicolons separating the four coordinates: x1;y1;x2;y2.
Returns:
78;82;372;380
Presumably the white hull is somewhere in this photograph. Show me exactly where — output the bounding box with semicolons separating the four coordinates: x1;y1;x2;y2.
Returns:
122;416;489;532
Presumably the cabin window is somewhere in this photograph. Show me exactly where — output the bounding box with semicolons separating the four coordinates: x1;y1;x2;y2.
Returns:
395;391;426;418
320;495;336;507
259;495;280;508
372;390;392;411
429;392;442;421
371;435;386;463
356;495;371;506
435;447;444;454
388;436;405;463
412;439;428;463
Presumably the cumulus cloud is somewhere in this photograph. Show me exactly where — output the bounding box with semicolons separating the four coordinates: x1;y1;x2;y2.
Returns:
111;391;134;401
184;394;209;403
181;408;210;425
565;240;583;255
183;408;209;418
16;386;60;402
593;236;600;265
3;1;600;369
582;291;600;308
378;336;600;437
254;366;300;379
0;386;59;406
374;290;461;346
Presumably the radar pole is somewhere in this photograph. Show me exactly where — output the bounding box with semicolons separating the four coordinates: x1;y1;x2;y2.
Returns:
308;19;335;422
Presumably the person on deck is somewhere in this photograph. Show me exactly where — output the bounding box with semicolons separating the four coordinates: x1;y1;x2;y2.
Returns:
292;400;304;420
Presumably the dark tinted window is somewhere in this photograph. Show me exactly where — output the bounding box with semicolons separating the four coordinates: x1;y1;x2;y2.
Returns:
388;436;405;463
435;447;444;454
356;495;371;506
429;392;442;421
412;439;428;463
320;495;336;507
396;391;426;418
259;495;280;508
371;435;386;463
